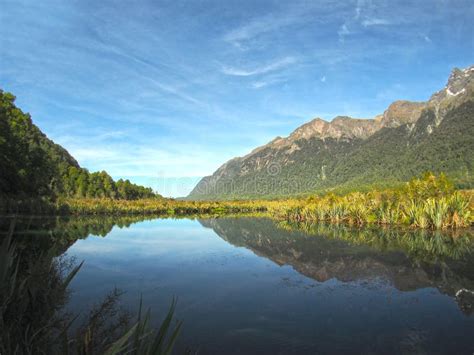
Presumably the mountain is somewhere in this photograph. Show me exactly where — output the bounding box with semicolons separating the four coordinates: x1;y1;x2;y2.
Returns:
0;90;159;200
189;66;474;200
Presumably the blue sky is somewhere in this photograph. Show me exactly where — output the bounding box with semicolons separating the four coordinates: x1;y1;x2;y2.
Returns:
1;0;473;197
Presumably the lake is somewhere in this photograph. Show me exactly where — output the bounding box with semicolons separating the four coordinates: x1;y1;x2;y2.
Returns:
2;216;474;354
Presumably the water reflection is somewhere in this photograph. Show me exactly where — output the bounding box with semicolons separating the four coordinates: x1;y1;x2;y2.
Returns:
1;215;473;354
200;218;474;315
2;215;474;316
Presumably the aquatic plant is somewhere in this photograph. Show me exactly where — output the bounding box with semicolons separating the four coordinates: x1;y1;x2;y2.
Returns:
404;200;429;229
448;192;471;228
425;198;449;229
348;202;370;225
0;222;183;355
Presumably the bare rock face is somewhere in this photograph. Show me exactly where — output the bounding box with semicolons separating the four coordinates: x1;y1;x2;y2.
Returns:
445;66;474;98
428;65;474;125
430;66;474;104
288;116;380;141
380;100;426;128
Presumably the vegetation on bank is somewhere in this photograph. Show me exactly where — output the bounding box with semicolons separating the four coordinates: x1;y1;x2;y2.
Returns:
2;173;470;231
61;198;269;216
275;173;472;230
60;174;474;230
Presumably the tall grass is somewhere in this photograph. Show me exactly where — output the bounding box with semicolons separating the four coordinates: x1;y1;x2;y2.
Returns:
3;173;473;230
274;174;472;230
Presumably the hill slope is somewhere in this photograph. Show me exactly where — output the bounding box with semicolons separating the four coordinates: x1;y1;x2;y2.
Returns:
0;90;159;200
188;66;474;200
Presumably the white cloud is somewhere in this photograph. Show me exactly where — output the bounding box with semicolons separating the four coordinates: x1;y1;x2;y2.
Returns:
221;57;297;77
252;81;270;89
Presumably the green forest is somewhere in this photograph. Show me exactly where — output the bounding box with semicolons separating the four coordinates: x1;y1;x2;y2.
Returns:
0;90;158;200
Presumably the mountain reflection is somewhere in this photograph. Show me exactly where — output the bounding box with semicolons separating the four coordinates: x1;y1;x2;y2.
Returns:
1;215;473;316
199;217;474;315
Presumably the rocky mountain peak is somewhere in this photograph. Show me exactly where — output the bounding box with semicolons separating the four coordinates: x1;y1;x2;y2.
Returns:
430;65;474;105
286;116;379;141
289;118;327;140
446;66;474;96
426;65;474;127
380;100;426;128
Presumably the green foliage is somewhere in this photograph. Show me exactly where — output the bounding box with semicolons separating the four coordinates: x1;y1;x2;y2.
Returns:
271;174;472;230
106;297;183;355
0;90;159;201
404;172;453;200
61;198;269;216
405;200;429;229
0;90;60;197
63;167;156;200
425;198;449;229
2;173;472;231
448;192;472;228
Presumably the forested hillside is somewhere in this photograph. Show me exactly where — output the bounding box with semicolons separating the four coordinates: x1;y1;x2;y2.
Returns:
0;90;158;200
189;66;474;200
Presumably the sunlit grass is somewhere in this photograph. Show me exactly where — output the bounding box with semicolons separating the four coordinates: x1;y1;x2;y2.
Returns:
2;173;472;230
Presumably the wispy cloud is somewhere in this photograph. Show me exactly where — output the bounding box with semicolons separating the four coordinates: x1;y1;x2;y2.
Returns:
338;0;392;41
223;14;296;48
361;18;391;27
251;75;287;89
223;5;310;49
221;1;343;49
221;57;297;77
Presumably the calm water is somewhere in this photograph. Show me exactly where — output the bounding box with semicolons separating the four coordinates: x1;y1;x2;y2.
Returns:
3;216;474;354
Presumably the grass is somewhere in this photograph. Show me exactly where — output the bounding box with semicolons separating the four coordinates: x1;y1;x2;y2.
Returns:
270;175;472;230
2;173;473;230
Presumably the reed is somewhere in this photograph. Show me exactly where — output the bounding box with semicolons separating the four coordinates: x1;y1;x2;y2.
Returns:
425;198;449;229
0;222;182;355
448;192;471;228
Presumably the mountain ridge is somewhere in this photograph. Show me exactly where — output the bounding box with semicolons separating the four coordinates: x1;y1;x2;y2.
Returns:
188;65;474;200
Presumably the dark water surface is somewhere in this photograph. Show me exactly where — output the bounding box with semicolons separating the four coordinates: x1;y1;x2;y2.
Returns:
3;216;474;354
